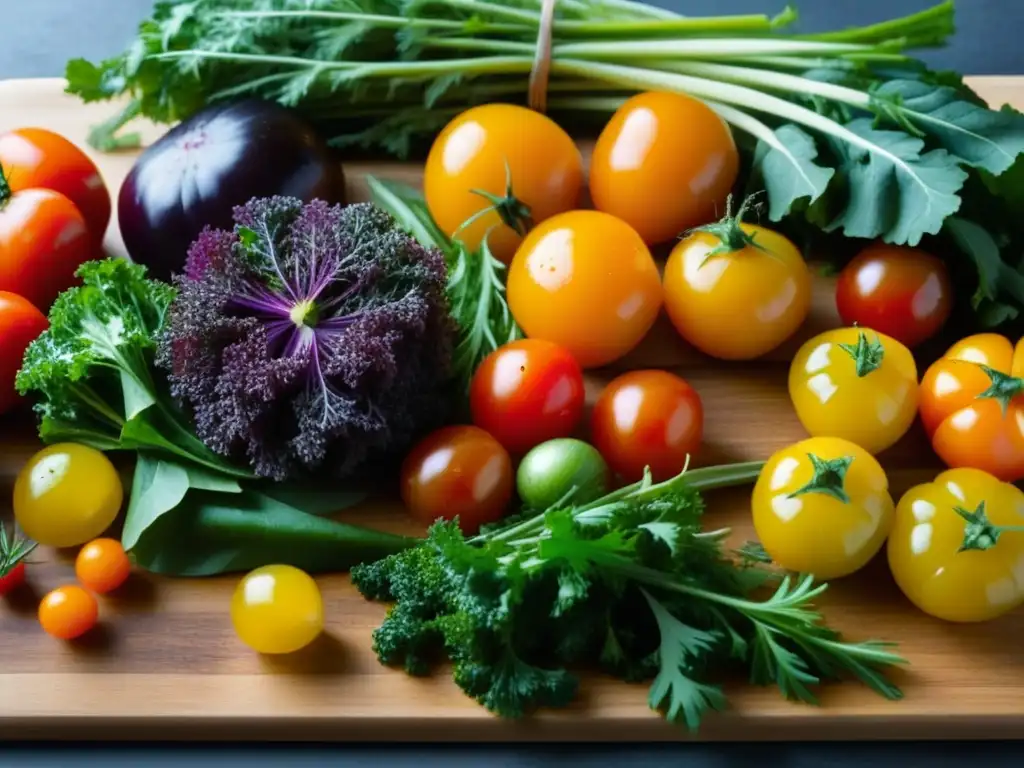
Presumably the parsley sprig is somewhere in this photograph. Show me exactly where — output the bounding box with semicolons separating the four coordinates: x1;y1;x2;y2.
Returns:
352;461;905;731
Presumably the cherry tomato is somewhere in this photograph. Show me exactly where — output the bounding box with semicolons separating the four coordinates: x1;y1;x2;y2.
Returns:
589;91;739;245
14;443;124;548
752;437;894;580
38;585;99;640
0;168;92;311
231;565;324;654
888;468;1024;622
663;204;812;360
919;333;1024;482
0;523;36;597
470;339;585;455
0;128;111;246
423;104;583;263
0;563;26;596
836;244;952;348
590;370;704;483
0;291;47;415
75;538;131;594
400;425;513;533
507;210;662;369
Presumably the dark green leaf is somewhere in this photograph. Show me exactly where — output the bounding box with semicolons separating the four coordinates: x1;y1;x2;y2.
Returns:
257;482;369;517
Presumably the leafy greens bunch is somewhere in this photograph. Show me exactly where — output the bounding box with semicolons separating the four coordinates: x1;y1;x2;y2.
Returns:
68;0;1024;327
15;256;419;578
351;462;905;731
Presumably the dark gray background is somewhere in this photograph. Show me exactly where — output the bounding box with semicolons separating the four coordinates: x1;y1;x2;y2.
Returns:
2;0;1023;764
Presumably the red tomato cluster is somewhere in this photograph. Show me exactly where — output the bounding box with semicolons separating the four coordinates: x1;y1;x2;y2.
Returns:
0;128;111;417
402;338;704;533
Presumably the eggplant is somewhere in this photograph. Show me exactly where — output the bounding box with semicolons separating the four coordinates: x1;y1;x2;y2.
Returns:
118;100;345;280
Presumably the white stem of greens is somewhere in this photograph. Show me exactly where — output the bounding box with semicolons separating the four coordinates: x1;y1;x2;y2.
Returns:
551;38;874;59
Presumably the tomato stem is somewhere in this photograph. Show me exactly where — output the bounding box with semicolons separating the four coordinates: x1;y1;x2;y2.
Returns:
976;365;1024;415
460;159;533;238
838;331;885;377
0;162;10;207
955;500;1024;552
686;193;775;267
787;453;853;504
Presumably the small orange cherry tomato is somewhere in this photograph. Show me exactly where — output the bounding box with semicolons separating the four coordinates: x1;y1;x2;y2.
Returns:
75;538;131;594
423;104;583;263
0;127;111;247
507;210;662;369
589;91;739;245
919;333;1024;482
591;370;704;483
38;584;99;640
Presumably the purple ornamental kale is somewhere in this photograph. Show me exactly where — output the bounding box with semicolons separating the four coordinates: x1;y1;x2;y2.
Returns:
157;196;455;481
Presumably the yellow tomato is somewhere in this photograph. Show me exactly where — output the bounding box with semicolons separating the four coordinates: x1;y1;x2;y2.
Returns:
13;443;123;548
888;468;1024;623
662;205;812;360
423;104;584;264
789;327;918;455
752;437;894;579
231;564;324;654
506;210;662;369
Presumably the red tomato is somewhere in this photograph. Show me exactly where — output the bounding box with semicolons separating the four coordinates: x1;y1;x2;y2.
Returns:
835;244;952;348
38;585;99;640
0;292;48;415
0;170;92;311
401;425;514;534
0;562;26;596
470;339;585;454
589;92;739;245
0;128;110;246
590;370;704;483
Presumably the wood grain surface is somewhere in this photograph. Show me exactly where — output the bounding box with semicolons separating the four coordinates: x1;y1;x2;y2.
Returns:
0;77;1022;742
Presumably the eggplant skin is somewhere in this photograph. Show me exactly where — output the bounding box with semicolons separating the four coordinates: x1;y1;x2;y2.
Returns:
118;99;346;281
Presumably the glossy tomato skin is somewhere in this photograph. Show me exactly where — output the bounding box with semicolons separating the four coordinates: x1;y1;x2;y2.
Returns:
789;328;918;455
836;244;952;348
38;585;98;640
0;292;47;415
888;468;1024;622
590;370;704;483
919;334;1024;482
13;443;124;548
470;339;585;455
663;225;812;360
231;565;324;654
589;92;739;245
75;538;131;594
0;128;111;246
424;104;583;263
401;425;513;533
0;562;26;596
507;210;662;369
752;437;894;580
0;186;92;311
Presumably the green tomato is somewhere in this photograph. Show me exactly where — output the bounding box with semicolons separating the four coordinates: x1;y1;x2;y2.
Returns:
516;438;610;510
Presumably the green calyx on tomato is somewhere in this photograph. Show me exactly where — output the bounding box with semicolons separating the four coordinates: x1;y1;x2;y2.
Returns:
787;453;854;504
954;500;1024;552
0;163;10;206
689;194;771;267
0;522;36;578
463;161;532;238
838;331;885;378
976;365;1024;415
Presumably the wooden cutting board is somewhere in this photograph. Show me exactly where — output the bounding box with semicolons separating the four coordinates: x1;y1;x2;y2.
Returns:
0;76;1023;742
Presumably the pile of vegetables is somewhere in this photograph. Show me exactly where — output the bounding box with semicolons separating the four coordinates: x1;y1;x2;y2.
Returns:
69;0;1024;329
3;0;1024;738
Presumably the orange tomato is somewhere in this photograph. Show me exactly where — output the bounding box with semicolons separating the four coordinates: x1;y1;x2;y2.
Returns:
506;210;662;369
589;91;739;245
38;585;99;640
0;168;92;311
0;128;110;246
75;538;131;594
0;292;47;415
423;104;583;263
919;334;1024;482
